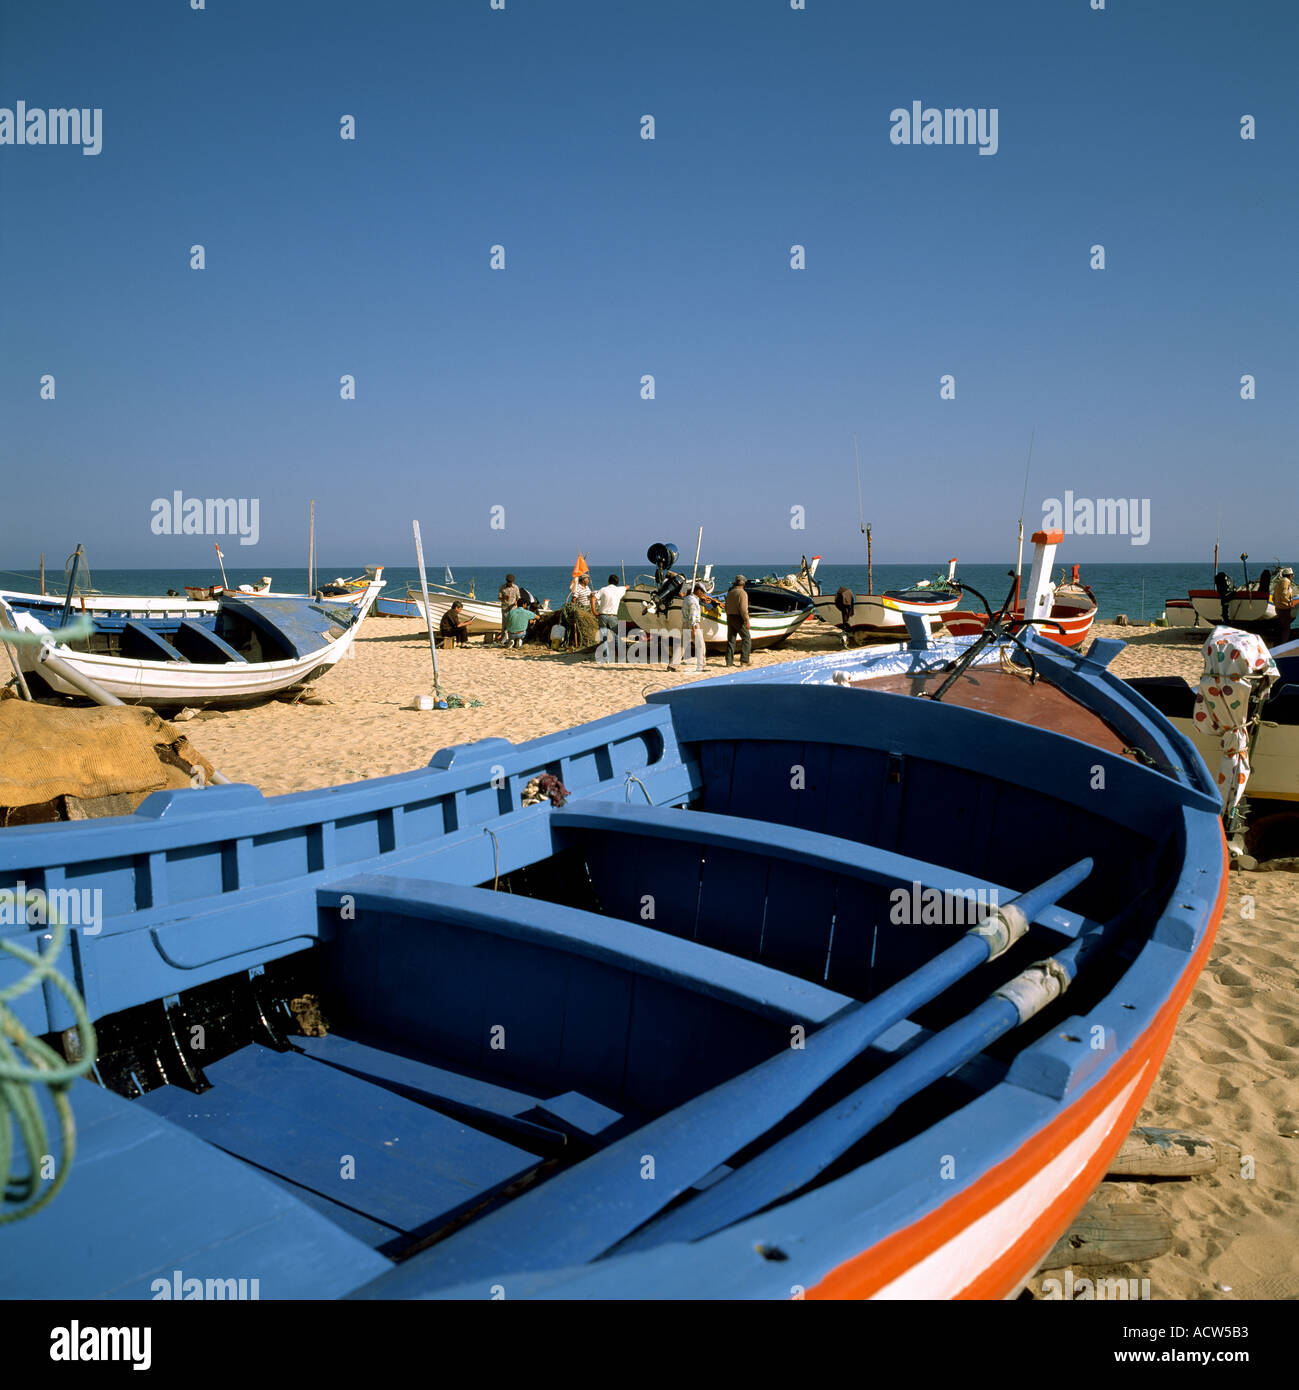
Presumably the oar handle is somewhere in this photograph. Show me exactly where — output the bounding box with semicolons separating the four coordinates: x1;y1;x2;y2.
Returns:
971;857;1092;959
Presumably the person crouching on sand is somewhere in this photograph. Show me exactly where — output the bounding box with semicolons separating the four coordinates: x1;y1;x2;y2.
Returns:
504;601;535;648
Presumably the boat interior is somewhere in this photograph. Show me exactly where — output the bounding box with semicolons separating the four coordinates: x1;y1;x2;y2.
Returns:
0;651;1219;1297
9;595;356;665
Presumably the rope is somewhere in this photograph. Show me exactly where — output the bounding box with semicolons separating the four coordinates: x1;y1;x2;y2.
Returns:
625;773;653;804
0;892;97;1225
484;827;501;891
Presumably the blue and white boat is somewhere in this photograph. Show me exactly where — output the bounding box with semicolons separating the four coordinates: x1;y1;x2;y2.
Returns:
2;583;382;709
0;623;1225;1299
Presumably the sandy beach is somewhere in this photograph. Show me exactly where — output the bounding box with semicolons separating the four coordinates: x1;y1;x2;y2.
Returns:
186;613;1297;1300
190;617;1209;795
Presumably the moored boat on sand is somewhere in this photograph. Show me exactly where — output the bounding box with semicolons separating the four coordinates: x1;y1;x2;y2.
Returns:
0;610;1224;1300
3;583;381;710
942;535;1098;650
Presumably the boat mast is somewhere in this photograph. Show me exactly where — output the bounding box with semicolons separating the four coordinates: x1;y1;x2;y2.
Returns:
1014;426;1035;609
690;526;702;588
307;499;316;596
214;542;228;590
39;553;44;595
854;435;872;594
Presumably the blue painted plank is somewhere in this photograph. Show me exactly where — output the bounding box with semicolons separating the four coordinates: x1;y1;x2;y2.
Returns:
760;857;837;982
138;1045;540;1236
318;876;855;1030
0;1079;389;1299
172;619;247;663
293;1032;544;1121
694;846;766;958
122;620;187;662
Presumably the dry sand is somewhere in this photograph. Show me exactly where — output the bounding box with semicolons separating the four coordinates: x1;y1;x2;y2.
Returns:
191;617;1211;795
190;613;1297;1300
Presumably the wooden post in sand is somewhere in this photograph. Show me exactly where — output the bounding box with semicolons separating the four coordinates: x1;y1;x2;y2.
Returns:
412;520;442;697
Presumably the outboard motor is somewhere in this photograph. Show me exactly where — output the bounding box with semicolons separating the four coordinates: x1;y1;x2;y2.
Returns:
647;542;684;612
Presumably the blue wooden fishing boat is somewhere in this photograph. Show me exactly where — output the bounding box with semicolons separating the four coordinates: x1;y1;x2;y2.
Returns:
2;587;380;709
0;622;1225;1299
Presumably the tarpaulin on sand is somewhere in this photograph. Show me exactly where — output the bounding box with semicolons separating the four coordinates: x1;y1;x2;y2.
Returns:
1193;626;1278;814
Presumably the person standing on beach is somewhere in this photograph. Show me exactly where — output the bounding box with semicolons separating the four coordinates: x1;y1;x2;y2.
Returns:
497;574;520;644
1270;567;1296;644
594;573;625;661
571;570;596;615
671;583;708;672
833;584;855;647
594;574;624;634
725;575;752;666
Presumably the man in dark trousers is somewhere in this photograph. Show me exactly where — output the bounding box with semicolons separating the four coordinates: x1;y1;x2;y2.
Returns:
439;601;471;647
833;584;855;647
725;574;751;666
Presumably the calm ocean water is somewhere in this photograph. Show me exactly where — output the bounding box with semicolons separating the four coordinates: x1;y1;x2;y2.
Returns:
5;556;1286;623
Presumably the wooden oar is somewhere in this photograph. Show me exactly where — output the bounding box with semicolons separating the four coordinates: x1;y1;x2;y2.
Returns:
623;916;1107;1253
405;858;1093;1285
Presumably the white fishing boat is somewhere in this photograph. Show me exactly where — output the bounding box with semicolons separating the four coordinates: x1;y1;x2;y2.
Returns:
620;546;812;651
1163;599;1199;628
812;561;964;639
1188;588;1273;626
1;587;220;620
5;583;381;708
404;590;503;635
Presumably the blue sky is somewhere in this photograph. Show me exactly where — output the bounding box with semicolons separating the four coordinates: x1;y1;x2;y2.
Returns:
1;0;1295;569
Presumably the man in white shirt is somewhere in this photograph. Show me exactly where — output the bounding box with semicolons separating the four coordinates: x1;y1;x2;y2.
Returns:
594;574;625;629
593;574;625;660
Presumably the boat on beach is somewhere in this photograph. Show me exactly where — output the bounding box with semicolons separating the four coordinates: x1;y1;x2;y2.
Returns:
942;536;1098;650
1129;628;1297;808
620;543;813;651
1163;599;1199;629
3;583;382;710
810;562;964;640
2;587;220;621
1187;554;1276;632
0;612;1224;1300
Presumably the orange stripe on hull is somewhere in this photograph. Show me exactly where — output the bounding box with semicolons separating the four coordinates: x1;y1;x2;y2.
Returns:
806;835;1227;1300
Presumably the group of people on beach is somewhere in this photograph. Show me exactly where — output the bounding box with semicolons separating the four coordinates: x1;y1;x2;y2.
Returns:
435;566;756;669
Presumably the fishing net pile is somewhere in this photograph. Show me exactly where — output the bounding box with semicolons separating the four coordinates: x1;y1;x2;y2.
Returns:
0;695;216;825
528;602;601;652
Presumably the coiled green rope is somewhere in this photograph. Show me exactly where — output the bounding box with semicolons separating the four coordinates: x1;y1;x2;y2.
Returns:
0;892;97;1225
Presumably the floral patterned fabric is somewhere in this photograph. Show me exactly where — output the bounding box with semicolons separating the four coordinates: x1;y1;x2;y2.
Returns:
1193;626;1278;813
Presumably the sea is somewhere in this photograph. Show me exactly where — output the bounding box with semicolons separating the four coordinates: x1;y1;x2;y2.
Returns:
3;558;1282;623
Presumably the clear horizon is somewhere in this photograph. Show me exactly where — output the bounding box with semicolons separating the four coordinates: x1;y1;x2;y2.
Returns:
2;1;1294;566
